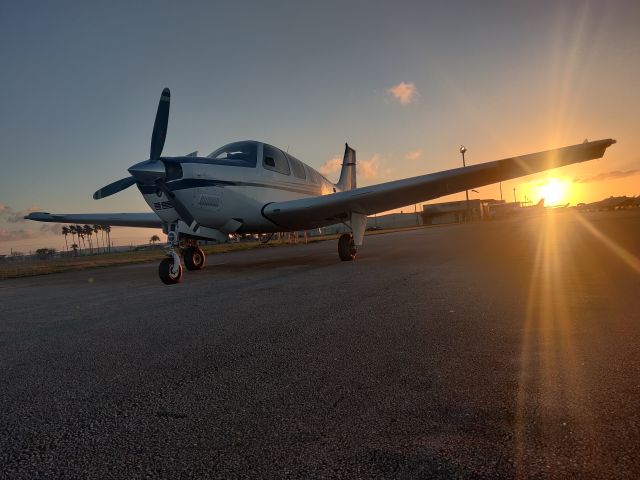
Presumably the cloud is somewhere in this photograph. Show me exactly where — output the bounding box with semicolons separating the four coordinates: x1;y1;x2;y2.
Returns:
0;228;40;242
405;149;422;161
358;154;380;179
319;154;381;180
0;223;61;243
0;204;41;223
387;82;418;105
573;169;639;184
319;156;343;176
39;224;63;234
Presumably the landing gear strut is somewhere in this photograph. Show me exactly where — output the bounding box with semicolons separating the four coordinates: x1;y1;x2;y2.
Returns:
338;233;357;261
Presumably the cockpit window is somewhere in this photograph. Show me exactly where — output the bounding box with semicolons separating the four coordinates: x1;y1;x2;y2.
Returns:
206;141;257;167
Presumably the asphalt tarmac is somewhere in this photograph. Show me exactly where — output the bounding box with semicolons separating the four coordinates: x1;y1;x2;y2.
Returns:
1;210;639;479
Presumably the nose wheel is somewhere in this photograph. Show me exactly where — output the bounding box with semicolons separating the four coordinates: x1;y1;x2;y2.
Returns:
158;255;183;284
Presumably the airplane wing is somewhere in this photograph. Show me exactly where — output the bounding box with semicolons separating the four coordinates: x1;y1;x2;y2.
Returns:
25;212;162;228
263;139;616;229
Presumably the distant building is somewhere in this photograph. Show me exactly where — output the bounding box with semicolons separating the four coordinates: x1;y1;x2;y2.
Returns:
577;196;640;211
421;199;504;225
369;212;423;229
312;212;423;235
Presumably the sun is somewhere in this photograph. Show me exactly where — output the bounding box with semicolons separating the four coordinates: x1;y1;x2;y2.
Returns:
534;178;571;206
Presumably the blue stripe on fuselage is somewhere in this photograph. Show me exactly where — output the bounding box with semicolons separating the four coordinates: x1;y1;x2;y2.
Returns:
137;178;322;196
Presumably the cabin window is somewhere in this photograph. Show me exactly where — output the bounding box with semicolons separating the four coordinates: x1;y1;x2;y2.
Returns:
287;154;307;179
263;144;291;175
307;167;323;185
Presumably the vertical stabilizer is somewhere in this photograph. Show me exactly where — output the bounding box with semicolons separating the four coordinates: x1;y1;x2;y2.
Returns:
337;143;356;191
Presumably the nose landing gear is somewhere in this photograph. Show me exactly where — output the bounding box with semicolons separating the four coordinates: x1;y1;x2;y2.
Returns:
157;228;206;284
159;254;183;284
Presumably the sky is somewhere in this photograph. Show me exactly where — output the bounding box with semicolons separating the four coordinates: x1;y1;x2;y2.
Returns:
1;0;639;254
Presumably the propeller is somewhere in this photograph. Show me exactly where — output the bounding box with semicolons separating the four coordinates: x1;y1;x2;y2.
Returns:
92;88;199;231
150;88;170;160
93;177;137;200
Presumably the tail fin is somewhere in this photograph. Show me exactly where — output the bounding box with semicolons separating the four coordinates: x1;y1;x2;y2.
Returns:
336;143;356;191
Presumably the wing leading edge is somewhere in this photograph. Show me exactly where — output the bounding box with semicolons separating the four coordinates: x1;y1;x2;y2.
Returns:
263;139;616;230
25;212;162;228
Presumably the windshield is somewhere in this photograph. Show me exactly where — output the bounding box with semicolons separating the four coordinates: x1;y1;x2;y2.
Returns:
206;141;257;168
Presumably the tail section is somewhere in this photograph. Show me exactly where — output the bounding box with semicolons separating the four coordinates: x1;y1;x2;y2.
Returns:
336;143;356;191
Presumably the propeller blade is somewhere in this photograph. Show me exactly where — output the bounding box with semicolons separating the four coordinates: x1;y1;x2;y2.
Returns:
150;88;171;160
93;176;137;200
155;180;199;230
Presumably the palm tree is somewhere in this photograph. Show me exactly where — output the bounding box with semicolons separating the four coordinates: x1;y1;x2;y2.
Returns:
149;234;161;246
68;225;76;249
83;225;94;254
99;225;106;253
92;225;101;253
104;225;112;252
61;226;70;253
75;225;85;254
71;243;79;255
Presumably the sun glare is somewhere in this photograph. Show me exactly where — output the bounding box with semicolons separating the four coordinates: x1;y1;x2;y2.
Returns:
534;178;571;206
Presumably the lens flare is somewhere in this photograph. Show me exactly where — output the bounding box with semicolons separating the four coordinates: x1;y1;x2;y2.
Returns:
534;178;571;206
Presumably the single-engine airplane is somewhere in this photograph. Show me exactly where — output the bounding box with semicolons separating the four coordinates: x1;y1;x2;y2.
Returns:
26;88;616;284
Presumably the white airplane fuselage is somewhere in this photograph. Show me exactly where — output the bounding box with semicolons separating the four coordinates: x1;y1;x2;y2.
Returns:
139;141;338;234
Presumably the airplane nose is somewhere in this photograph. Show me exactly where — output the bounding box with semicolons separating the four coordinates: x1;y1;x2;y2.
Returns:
128;160;166;183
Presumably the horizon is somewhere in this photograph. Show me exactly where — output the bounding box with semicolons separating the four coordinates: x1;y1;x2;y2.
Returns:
2;1;639;253
3;195;637;257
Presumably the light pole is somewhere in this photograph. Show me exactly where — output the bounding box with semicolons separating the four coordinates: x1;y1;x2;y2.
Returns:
460;145;470;221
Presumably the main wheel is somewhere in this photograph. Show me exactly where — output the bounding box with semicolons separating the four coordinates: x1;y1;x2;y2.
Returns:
183;246;206;271
159;257;183;284
338;233;357;261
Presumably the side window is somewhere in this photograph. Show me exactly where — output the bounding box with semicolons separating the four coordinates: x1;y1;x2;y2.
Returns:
287;154;306;179
306;167;320;185
304;165;315;183
263;144;290;175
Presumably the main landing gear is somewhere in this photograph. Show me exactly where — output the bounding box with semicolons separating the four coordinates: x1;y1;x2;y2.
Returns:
183;246;206;271
338;233;357;261
158;232;206;284
337;212;366;262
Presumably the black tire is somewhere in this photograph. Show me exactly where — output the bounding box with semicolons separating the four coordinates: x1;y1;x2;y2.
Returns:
183;247;206;271
159;257;183;284
338;233;357;261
